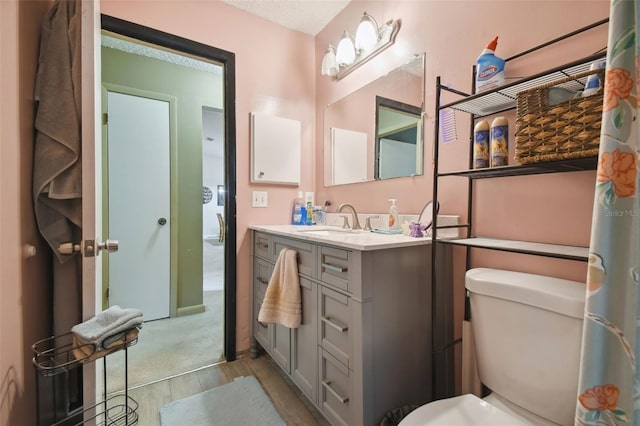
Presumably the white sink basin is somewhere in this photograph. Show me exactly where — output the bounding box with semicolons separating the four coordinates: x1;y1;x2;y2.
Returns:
295;228;368;237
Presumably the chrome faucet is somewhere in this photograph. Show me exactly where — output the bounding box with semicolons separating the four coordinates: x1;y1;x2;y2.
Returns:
337;203;362;230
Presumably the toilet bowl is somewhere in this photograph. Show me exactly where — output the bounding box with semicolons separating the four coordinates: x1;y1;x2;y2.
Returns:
400;393;561;425
399;394;528;425
399;268;586;426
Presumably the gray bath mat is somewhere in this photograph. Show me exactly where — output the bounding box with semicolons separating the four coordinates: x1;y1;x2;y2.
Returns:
159;375;285;426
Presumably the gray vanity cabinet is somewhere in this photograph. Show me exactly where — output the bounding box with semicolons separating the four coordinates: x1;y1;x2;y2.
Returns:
253;255;292;373
252;257;271;351
251;234;318;383
251;230;447;426
292;276;318;402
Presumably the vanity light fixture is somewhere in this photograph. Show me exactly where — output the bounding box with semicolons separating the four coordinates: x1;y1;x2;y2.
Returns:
321;12;400;80
321;45;338;76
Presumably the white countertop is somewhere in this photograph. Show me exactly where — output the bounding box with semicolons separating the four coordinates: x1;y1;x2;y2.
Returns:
249;224;433;251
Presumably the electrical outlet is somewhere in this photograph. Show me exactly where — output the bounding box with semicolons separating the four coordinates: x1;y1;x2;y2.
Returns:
252;191;268;208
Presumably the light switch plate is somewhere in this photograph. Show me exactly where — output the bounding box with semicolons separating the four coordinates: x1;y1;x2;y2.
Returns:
252;191;268;208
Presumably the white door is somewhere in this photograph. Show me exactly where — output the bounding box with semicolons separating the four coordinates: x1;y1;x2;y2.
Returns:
106;90;171;321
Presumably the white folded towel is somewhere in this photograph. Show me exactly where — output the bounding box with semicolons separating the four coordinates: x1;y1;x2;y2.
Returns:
258;248;301;328
71;305;143;349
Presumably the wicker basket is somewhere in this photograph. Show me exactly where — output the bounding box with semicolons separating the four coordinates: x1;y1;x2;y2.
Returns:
514;68;605;164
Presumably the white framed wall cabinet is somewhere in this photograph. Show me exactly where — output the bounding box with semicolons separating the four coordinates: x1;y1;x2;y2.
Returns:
250;112;301;185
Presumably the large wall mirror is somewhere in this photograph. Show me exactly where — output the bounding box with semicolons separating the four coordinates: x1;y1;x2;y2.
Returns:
324;54;425;186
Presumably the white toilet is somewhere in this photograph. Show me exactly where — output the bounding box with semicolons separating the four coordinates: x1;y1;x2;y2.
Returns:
400;268;586;426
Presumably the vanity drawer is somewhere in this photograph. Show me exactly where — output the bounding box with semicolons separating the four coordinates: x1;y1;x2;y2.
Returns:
273;237;317;278
319;246;351;293
253;257;272;302
253;297;270;352
319;348;351;426
253;231;272;260
318;285;352;368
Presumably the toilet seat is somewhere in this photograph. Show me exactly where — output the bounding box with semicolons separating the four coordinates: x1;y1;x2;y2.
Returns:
398;394;529;425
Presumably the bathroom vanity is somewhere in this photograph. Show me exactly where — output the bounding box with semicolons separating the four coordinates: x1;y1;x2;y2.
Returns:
250;225;452;426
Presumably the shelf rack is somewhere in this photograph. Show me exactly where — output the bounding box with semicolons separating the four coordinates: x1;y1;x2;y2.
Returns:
32;330;139;425
432;19;607;258
429;18;608;400
438;156;598;179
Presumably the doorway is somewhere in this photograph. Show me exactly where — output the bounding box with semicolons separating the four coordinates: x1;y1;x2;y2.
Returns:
100;15;237;390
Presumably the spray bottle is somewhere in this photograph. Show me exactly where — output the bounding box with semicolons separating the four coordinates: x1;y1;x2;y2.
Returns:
476;36;505;93
292;191;304;225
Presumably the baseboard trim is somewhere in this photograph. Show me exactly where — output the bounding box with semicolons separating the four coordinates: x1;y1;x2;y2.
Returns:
177;304;205;316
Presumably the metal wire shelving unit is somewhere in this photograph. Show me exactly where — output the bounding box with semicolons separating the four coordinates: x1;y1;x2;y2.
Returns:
429;18;608;399
32;330;139;425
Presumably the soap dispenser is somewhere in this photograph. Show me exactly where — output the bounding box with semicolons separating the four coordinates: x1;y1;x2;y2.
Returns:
388;199;400;229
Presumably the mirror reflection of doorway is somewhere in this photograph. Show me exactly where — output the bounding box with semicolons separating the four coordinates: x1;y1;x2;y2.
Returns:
99;17;234;396
375;96;423;180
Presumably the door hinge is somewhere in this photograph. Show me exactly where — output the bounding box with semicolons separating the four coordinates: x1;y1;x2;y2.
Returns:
106;287;109;299
103;112;108;125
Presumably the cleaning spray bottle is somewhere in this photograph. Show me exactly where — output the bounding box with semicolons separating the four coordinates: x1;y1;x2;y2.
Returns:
292;191;304;225
388;199;400;230
476;36;505;94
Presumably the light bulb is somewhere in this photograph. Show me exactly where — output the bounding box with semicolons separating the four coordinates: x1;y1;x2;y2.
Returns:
355;12;378;53
321;46;338;76
336;32;356;66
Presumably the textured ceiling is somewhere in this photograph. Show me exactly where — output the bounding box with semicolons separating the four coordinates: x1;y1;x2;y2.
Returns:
223;0;350;35
102;35;223;74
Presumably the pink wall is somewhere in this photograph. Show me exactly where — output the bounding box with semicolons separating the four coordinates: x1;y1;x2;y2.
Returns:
316;1;608;219
0;1;610;419
100;0;317;352
1;1;54;424
316;1;609;392
101;1;609;359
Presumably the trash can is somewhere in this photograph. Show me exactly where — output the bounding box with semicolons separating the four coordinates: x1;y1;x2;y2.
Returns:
379;405;420;426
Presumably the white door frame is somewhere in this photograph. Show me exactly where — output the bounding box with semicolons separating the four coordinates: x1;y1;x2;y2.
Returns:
80;0;100;410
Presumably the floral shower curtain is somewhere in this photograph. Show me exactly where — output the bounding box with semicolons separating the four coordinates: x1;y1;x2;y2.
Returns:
575;1;640;425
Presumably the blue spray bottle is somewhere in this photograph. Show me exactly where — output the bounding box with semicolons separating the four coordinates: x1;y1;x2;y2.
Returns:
476;36;505;94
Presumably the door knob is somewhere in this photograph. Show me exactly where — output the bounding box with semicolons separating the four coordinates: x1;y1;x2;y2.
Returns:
72;239;119;257
158;218;167;225
97;239;119;254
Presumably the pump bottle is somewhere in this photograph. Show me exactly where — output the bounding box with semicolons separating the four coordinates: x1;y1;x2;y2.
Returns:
388;199;400;230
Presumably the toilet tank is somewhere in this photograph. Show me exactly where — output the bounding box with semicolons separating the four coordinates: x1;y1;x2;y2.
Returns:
466;268;585;426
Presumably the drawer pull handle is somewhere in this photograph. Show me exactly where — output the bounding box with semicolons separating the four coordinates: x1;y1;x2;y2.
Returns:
322;262;347;273
321;316;348;332
257;277;269;285
257;243;269;249
322;380;349;404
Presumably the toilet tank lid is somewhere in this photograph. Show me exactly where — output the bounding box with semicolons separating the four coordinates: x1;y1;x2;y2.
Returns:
465;268;585;318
